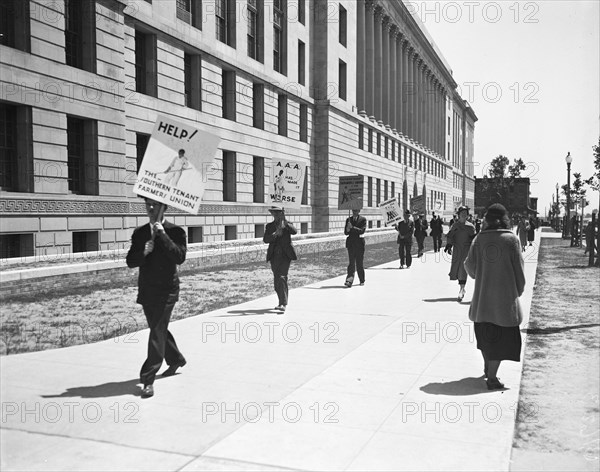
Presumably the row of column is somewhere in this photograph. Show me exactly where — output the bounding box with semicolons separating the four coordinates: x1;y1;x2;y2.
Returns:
356;0;447;158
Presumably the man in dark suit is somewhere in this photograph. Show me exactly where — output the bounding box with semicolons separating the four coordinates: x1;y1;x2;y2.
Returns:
126;198;187;398
344;208;367;287
414;213;429;258
396;209;415;268
430;213;443;252
263;205;297;312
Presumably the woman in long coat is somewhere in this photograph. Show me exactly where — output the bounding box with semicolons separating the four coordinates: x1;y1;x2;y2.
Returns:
465;203;526;390
527;217;536;246
444;205;476;301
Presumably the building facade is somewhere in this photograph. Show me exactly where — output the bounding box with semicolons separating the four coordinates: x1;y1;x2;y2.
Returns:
0;0;476;258
474;177;537;217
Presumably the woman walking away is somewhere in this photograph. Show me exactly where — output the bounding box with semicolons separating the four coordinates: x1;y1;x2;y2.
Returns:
464;204;526;390
445;205;476;301
527;217;536;246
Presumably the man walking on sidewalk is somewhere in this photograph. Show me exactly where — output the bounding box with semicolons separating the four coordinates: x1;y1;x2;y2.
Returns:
430;213;443;252
126;198;188;399
414;213;429;258
344;208;367;287
396;209;415;269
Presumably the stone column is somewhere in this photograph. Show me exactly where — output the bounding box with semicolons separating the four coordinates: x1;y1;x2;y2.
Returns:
382;17;390;128
357;0;366;115
374;6;383;124
365;1;375;119
389;27;397;132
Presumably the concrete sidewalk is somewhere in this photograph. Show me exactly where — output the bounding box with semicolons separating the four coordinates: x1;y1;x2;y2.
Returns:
0;232;542;471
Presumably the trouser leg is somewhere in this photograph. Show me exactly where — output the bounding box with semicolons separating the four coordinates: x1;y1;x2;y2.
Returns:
140;300;176;385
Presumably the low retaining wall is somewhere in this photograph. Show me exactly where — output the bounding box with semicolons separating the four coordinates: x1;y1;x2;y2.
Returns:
0;230;396;300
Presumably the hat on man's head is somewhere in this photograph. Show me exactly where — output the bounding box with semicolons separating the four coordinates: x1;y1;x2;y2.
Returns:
457;205;470;214
404;209;411;215
268;204;284;212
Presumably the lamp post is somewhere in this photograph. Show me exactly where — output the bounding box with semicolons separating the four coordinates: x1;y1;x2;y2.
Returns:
565;152;573;242
555;183;559;232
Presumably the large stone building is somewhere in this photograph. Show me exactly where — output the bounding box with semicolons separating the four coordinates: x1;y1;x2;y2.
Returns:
0;0;476;258
474;177;537;217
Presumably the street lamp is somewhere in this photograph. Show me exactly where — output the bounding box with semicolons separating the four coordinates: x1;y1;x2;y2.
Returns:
555;183;559;231
565;152;573;242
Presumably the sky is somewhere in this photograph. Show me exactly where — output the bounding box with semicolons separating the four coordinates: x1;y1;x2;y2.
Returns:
410;0;600;216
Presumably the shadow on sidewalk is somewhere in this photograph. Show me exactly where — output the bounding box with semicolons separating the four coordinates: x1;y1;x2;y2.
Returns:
301;285;346;290
423;297;460;303
522;323;600;335
218;308;279;317
420;376;502;396
41;379;141;399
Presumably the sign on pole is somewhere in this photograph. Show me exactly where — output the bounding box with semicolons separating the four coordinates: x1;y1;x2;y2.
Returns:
338;175;364;210
379;197;402;226
410;195;425;215
269;158;306;208
133;115;221;214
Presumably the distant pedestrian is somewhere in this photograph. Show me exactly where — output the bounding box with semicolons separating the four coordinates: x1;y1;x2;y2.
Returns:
264;205;297;313
516;216;527;252
414;213;429;258
475;218;482;234
396;209;415;269
527;217;536;246
430;213;443;252
445;205;476;302
584;220;596;255
465;203;526;391
344;209;367;287
126;198;188;399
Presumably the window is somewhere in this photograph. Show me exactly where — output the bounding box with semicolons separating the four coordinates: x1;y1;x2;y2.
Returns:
222;70;236;121
0;103;32;192
189;226;203;243
253;83;264;129
298;0;305;24
301;165;308;204
338;60;347;100
298;40;305;85
255;224;265;238
273;0;286;74
299;104;308;143
448;116;450;135
384;180;388;200
184;53;202;110
339;4;347;46
368;177;373;207
136;133;150;172
0;0;30;51
222;151;237;201
177;0;202;28
67;116;98;195
358;124;363;150
225;225;237;240
247;0;263;61
391;140;395;161
72;231;99;253
377;133;381;156
391;181;395;199
65;0;96;72
0;234;33;259
135;31;157;97
216;0;236;47
368;128;373;153
278;94;288;137
376;178;381;205
384;137;389;159
301;222;308;234
253;156;264;203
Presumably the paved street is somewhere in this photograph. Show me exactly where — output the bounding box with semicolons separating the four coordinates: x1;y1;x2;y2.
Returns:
1;233;540;471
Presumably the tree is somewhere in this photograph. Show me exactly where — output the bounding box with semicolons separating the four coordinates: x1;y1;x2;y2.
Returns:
480;156;527;211
584;137;600;265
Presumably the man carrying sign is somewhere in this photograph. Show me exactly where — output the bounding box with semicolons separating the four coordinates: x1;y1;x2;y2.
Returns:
126;199;187;399
344;209;367;287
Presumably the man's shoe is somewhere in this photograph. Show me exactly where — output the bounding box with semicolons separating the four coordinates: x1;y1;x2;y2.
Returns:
141;384;154;398
359;282;365;286
486;378;505;390
163;360;187;377
275;305;286;311
344;281;352;287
